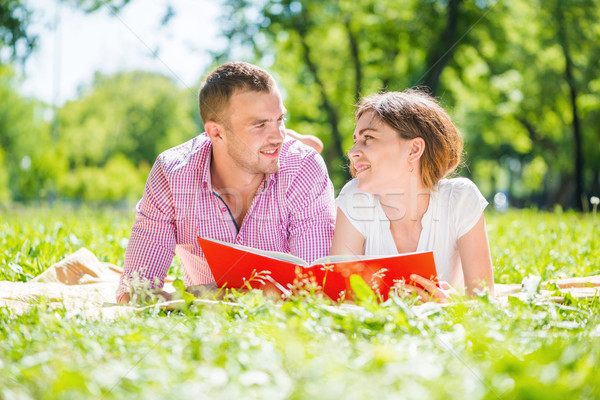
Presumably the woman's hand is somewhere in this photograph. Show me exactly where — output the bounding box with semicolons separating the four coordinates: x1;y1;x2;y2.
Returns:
399;274;458;303
286;129;324;153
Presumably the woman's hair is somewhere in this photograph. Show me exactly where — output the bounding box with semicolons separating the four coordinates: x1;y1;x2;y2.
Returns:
354;89;463;188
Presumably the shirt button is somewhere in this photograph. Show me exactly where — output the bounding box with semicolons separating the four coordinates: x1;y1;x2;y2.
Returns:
221;207;227;212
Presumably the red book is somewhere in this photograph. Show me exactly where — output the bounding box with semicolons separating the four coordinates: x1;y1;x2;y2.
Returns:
197;237;437;301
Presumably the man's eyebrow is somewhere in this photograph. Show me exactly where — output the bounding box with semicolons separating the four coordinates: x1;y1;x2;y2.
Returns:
249;112;287;126
250;118;270;125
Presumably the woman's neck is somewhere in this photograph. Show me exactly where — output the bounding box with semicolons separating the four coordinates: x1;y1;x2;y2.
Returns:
378;179;431;225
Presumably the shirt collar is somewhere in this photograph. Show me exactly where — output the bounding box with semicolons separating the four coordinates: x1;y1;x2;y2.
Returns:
199;133;214;191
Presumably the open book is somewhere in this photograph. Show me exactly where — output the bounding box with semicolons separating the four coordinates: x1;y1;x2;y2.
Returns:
197;237;437;301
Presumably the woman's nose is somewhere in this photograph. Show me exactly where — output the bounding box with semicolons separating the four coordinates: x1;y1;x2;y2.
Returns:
348;143;361;158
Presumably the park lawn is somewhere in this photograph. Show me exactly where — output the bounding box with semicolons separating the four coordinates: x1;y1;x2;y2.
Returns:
1;205;599;399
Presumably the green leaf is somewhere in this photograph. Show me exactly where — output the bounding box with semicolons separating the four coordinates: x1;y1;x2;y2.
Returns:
350;274;376;304
182;291;195;305
172;278;185;293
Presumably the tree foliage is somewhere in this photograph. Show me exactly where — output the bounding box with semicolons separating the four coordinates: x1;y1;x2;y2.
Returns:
0;0;36;62
0;63;57;202
214;0;600;207
1;0;600;208
54;71;199;202
0;0;131;63
0;69;199;203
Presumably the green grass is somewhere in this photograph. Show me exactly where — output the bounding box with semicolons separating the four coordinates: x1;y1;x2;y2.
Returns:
1;206;600;399
0;204;184;282
488;209;600;282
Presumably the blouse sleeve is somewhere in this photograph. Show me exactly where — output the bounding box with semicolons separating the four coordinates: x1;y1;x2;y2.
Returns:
451;178;489;239
335;179;375;238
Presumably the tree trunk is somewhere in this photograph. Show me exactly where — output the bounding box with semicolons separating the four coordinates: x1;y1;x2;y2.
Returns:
420;0;462;95
298;35;350;180
556;3;584;210
344;17;362;103
592;168;600;196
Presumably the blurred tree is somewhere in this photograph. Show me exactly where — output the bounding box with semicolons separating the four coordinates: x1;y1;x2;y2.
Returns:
56;70;198;201
214;0;505;188
62;0;131;13
59;71;197;167
0;146;9;204
0;63;62;201
552;0;599;210
451;0;600;208
0;1;200;203
0;0;131;64
213;0;599;208
0;0;36;62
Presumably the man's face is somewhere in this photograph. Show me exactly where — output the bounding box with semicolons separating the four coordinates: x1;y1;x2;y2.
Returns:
221;89;287;175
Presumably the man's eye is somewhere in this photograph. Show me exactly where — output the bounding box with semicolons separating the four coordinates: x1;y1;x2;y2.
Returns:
364;135;373;141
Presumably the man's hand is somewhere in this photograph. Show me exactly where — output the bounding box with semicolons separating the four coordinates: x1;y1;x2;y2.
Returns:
118;289;173;305
185;283;219;298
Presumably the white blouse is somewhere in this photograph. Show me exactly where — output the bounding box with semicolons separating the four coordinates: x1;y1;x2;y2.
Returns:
336;177;488;289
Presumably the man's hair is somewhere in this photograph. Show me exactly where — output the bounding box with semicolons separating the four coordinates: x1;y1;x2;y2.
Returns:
198;61;276;124
354;89;463;189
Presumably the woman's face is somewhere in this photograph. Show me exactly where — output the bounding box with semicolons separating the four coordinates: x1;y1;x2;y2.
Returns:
348;112;413;194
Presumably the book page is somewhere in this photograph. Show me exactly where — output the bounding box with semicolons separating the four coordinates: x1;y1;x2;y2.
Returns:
310;251;432;266
200;237;309;266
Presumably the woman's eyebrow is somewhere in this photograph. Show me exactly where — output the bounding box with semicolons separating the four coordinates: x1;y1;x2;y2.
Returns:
353;127;378;141
358;127;377;136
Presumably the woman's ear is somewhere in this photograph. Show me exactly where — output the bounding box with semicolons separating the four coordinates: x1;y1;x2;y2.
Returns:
408;137;426;160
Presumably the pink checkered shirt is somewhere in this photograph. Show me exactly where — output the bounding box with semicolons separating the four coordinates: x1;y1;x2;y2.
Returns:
116;133;335;302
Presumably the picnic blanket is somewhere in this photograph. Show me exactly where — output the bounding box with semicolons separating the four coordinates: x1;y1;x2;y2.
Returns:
0;248;132;318
1;248;599;318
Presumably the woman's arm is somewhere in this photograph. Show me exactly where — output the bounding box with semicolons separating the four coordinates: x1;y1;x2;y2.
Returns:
286;129;324;154
457;214;495;296
408;213;494;302
329;208;365;256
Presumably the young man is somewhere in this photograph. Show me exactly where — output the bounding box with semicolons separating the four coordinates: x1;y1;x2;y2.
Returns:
116;62;335;303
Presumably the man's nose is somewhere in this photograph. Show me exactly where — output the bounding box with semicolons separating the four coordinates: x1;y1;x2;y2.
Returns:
270;122;285;142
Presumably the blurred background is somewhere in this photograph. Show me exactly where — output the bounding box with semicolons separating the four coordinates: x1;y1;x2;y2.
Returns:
1;0;599;211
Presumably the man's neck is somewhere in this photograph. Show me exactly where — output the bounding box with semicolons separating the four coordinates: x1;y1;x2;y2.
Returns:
210;153;264;191
210;154;265;228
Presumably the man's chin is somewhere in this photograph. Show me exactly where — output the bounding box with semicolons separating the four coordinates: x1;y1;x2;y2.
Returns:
263;162;280;174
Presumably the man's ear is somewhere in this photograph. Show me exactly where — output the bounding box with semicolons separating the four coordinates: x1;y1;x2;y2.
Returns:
409;137;426;160
205;121;225;143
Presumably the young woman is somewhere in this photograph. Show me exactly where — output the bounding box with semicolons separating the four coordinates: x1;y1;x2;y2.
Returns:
330;89;494;302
